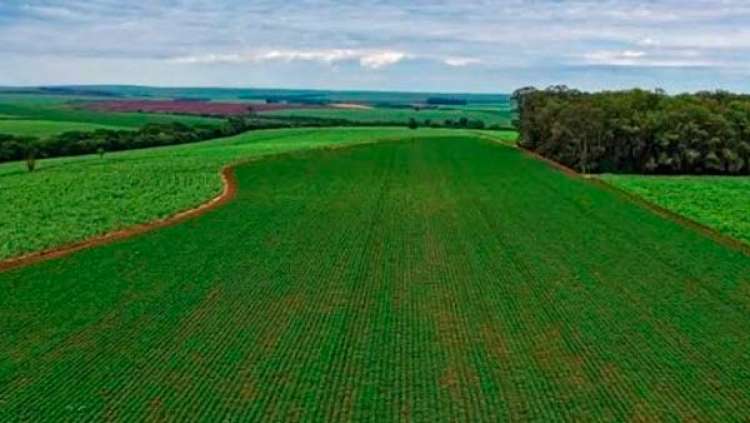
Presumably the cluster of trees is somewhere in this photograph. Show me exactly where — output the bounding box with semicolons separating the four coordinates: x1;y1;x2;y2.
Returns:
443;117;488;129
0;117;291;165
513;86;750;174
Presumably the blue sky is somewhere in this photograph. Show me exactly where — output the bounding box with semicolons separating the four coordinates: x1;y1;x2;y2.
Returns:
1;0;749;93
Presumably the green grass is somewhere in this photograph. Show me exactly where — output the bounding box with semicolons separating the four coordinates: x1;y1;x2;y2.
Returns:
262;106;513;127
0;127;506;260
1;137;749;420
602;174;750;245
0;120;127;137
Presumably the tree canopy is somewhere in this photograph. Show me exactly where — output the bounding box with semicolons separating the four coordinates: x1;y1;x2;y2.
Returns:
514;87;750;175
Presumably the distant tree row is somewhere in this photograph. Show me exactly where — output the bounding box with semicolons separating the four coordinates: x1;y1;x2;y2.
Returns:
513;86;750;174
0;113;508;166
426;97;468;106
0;117;289;165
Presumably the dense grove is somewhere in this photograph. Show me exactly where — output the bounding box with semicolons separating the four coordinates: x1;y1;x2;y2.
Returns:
514;87;750;174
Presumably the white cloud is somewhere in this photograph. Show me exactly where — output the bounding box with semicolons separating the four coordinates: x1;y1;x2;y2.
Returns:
173;54;245;64
581;49;717;67
4;0;750;91
171;48;409;69
583;50;647;66
260;49;359;63
638;38;660;47
443;57;481;67
359;51;408;69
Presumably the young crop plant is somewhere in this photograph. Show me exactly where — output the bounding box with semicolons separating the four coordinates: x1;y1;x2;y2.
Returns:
1;136;749;420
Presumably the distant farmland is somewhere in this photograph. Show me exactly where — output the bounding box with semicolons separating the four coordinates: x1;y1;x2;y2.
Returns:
0;120;127;137
261;106;513;127
82;100;320;117
2;136;749;420
0;96;223;129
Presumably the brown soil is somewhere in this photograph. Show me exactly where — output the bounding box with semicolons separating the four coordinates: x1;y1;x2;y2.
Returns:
0;166;238;274
517;146;579;177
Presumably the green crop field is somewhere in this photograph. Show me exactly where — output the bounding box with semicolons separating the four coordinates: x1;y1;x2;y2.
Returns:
0;127;507;260
1;136;749;420
261;106;513;127
0;120;127;137
0;95;222;130
603;175;750;245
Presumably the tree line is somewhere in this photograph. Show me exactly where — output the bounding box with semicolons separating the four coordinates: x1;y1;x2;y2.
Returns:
513;86;750;174
0;117;292;165
1;114;506;165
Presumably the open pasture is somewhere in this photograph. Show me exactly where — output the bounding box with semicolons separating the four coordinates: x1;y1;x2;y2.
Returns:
1;136;749;420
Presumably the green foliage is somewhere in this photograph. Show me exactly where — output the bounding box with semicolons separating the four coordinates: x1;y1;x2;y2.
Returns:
0;127;508;260
1;138;749;420
603;174;750;244
25;155;36;173
515;87;750;174
261;105;512;128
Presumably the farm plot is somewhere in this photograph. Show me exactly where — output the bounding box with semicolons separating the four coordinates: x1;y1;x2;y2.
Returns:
603;174;750;245
0;120;127;137
261;106;514;127
0;127;491;260
0;99;222;128
83;100;319;117
2;137;750;420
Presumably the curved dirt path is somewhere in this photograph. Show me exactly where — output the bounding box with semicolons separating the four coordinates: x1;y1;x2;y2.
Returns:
0;167;238;273
4;138;746;274
0;136;414;273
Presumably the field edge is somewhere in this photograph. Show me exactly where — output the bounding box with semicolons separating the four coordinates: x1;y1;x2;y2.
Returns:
518;146;750;256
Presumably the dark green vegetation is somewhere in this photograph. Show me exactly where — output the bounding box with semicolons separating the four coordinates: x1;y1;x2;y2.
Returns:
2;137;749;420
261;106;512;129
604;174;750;244
514;87;750;174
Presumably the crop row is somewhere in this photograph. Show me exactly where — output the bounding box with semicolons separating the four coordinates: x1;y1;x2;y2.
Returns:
1;137;749;420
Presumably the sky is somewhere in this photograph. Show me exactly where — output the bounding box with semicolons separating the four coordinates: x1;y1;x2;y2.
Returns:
1;0;749;93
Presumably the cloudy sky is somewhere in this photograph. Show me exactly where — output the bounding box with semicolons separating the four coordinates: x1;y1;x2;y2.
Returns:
1;0;749;93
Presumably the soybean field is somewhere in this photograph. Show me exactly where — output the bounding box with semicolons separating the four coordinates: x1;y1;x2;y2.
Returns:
1;136;749;420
